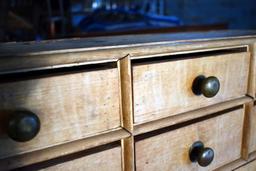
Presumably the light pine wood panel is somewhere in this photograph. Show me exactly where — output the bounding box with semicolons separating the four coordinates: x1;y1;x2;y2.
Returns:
248;104;256;154
40;146;122;171
0;68;121;159
235;160;256;171
133;52;250;124
135;109;244;171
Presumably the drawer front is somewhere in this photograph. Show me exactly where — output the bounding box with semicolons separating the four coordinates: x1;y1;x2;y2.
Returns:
248;105;256;153
235;160;256;171
133;52;250;123
135;108;244;171
40;145;122;171
0;68;121;159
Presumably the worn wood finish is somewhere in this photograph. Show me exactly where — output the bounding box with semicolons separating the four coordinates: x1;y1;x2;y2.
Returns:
0;68;121;159
118;56;134;133
0;128;129;170
234;160;256;171
39;146;122;171
134;96;252;136
135;109;244;171
133;52;250;124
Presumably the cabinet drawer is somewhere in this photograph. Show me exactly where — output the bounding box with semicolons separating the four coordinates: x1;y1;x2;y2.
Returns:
39;143;122;171
133;52;250;124
0;67;121;159
235;160;256;171
135;108;244;171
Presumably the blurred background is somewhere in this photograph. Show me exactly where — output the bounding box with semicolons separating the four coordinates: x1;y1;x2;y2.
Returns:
0;0;256;42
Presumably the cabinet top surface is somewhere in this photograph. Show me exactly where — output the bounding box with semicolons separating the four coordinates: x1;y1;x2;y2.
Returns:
1;30;256;57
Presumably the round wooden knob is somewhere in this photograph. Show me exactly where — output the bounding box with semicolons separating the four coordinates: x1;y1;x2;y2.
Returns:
189;141;214;167
7;111;40;142
192;76;220;98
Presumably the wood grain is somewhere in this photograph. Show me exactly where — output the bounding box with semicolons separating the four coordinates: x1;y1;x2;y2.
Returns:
135;108;244;171
0;68;121;159
39;146;122;171
133;52;250;124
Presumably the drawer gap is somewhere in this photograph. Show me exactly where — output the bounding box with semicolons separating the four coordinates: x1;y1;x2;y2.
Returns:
0;62;117;83
132;46;248;65
13;141;120;171
135;105;243;141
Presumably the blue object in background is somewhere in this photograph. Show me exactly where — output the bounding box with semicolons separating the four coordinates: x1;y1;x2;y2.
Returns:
165;0;256;29
77;8;182;32
71;3;86;27
70;0;256;32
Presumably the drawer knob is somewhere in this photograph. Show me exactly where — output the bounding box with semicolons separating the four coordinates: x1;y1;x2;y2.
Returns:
192;76;220;98
189;141;214;167
7;111;40;142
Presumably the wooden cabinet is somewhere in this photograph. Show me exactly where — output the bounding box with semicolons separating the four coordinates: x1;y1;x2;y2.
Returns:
0;31;256;170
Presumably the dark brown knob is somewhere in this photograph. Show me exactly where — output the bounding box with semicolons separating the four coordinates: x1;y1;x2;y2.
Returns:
189;141;214;167
7;111;40;142
192;75;220;98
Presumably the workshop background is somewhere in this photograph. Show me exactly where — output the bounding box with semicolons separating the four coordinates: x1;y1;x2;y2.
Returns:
0;0;256;42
